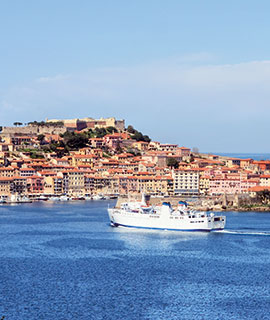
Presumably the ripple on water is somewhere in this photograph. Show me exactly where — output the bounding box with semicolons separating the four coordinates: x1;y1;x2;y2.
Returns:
44;238;126;251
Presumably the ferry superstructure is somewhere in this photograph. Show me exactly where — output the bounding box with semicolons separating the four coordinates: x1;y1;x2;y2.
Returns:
108;197;226;232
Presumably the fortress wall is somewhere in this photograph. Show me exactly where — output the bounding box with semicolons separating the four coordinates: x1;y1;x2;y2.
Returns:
1;125;66;136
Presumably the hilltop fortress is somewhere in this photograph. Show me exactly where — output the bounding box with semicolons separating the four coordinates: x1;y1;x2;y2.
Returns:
0;117;125;141
46;117;125;132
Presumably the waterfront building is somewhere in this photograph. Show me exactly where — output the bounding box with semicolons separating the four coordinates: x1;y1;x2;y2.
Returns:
11;177;27;195
62;170;85;196
209;176;258;195
0;177;13;199
172;169;200;196
199;175;211;195
27;176;44;195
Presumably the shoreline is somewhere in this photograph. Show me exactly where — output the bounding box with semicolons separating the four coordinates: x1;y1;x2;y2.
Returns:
195;206;270;213
1;199;269;213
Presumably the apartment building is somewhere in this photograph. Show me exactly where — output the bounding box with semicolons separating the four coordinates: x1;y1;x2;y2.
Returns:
173;169;199;196
260;175;270;187
62;170;84;196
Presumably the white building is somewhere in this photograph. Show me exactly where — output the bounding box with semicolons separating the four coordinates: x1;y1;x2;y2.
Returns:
173;169;199;196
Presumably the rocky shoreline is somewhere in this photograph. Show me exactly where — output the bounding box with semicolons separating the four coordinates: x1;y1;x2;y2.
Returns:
194;206;270;212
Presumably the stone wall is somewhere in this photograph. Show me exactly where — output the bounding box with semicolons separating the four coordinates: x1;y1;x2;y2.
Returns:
1;125;66;137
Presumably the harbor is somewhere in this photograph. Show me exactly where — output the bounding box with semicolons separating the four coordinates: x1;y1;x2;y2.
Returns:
0;200;270;319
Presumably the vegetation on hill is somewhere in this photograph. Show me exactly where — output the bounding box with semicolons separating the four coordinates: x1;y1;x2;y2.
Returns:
167;158;179;169
87;126;118;138
62;131;89;150
28;121;64;127
15;124;149;158
127;125;151;143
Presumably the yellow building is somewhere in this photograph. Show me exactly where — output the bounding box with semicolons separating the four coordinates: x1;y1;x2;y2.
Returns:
71;154;95;168
63;170;85;196
0;177;13;199
199;175;210;195
136;175;173;195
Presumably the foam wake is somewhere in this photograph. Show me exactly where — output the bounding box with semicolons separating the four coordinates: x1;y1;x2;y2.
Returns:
214;229;270;236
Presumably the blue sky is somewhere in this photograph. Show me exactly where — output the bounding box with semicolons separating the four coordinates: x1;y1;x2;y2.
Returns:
1;0;270;153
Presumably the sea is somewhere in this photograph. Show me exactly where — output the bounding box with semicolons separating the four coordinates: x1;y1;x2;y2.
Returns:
1;201;270;320
212;153;270;161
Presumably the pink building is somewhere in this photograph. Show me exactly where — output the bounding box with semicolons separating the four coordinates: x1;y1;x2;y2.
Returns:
209;177;258;195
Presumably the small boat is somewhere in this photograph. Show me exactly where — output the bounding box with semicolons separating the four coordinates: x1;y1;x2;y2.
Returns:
93;194;105;200
8;195;32;203
38;196;48;201
59;195;69;201
49;197;60;201
71;196;85;201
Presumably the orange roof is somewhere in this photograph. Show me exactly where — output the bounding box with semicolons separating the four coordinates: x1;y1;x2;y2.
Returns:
178;146;191;150
0;167;14;171
248;186;270;192
0;177;13;181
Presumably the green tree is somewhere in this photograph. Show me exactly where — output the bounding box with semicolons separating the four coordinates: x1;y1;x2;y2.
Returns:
127;125;135;134
94;127;107;138
115;141;123;154
167;158;179;169
37;134;45;143
65;134;88;150
143;135;151;143
106;126;118;134
13;122;23;126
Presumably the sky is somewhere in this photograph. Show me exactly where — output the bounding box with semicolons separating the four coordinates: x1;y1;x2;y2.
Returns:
1;0;270;153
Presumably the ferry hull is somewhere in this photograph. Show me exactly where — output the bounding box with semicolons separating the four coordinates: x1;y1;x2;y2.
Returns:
108;209;226;232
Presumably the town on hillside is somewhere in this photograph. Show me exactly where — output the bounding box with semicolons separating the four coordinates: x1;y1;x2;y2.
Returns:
0;116;269;208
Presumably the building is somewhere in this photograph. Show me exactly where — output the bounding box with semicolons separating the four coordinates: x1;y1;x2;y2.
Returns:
159;143;178;153
260;175;270;187
177;147;191;157
0;177;13;199
62;170;85;196
199;175;211;195
47;117;125;132
173;169;199;196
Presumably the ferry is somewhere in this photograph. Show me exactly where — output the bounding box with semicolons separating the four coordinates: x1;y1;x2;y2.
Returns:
108;196;226;232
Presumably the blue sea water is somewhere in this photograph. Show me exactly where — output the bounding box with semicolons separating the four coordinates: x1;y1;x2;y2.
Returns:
214;153;270;161
1;201;270;319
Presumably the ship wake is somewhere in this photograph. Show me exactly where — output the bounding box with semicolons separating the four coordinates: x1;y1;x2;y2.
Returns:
214;229;270;236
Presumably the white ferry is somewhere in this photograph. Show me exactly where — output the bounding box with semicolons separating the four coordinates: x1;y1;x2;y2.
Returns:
108;196;226;232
